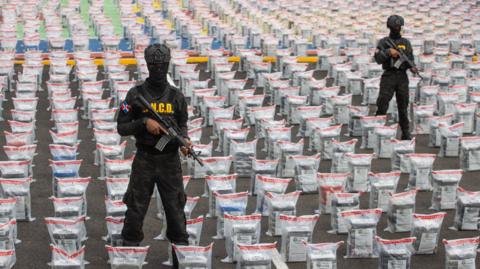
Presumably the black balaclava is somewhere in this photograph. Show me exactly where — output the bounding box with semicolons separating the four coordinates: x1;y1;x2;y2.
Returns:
144;44;171;93
389;25;402;40
387;15;404;40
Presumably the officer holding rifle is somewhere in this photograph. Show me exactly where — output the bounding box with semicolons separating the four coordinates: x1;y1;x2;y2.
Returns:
116;44;194;268
374;15;421;140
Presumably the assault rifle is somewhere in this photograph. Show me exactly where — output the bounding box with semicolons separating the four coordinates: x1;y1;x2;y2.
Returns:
137;94;204;166
385;38;423;79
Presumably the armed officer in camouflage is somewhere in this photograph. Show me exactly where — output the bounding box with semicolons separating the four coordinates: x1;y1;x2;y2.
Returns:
374;15;419;140
116;44;191;268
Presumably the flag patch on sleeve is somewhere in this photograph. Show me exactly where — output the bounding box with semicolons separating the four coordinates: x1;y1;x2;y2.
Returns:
121;101;130;114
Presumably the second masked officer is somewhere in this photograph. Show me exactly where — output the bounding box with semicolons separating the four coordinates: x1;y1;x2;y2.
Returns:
374;15;419;140
116;44;191;268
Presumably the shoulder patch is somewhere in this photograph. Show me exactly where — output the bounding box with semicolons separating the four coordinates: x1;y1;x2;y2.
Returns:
121;101;131;114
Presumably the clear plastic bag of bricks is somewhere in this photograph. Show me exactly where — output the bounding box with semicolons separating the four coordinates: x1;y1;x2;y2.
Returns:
50;196;86;219
459;136;480;172
331;95;352;125
373;124;398;159
201;95;226;127
204;173;236;217
214;191;249;240
305;241;343;269
438;122;464;158
224;125;251;157
386;190;417;233
390;139;415;173
255;116;283;143
163;216;205;266
328;193;361;235
265;127;291;160
104;216;124;247
174;243;213;269
45;216;87;254
297;106;323;138
412;104;435;135
347;106;369;137
418;85;439;106
307;118;333;152
406;153;436;191
411;212;446;255
104;158;133;179
285;95;308;125
0;176;35;221
104;198;127;218
430;170;463;210
217;119;245;153
49;144;78;161
291;154;321;193
342;208;382;258
10;109;37;122
12;97;38;111
50;244;86;269
331;139;357;173
106;245;150;269
369;171;401;212
0;219;16;249
93;129;121;146
428;114;454;148
238;95;264;123
442;237;480;269
451;187;480;231
236;242;277;269
188;142;212;179
202;156;234;197
314;125;342;160
105;178;129;201
376;236;416;269
222;214;261;263
3;145;37;162
454;103;476;134
265;191;301;236
0;249;17;269
49;159;82;180
280;214;319;262
0;198;18;244
255;175;291;216
250;159;279;195
359;115;386;150
231;140;257;177
276;140;304;178
437;92;459;116
4;131;35;147
317;173;348;215
345;153;374;193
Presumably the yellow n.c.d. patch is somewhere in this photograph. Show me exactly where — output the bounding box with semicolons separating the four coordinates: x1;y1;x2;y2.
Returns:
397;44;406;50
144;102;174;114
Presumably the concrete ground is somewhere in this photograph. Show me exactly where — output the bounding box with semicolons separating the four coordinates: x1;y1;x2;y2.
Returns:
2;63;479;268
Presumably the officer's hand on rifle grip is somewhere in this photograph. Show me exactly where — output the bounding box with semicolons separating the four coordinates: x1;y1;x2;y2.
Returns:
389;48;400;58
410;67;419;74
180;139;193;156
145;118;164;135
